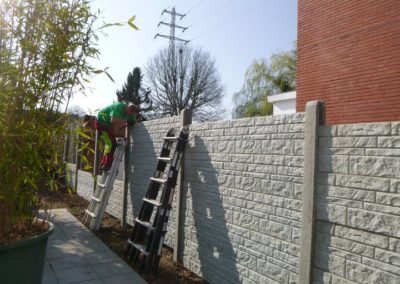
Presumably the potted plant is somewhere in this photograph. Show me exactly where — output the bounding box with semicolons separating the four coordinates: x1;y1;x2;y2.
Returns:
0;1;105;283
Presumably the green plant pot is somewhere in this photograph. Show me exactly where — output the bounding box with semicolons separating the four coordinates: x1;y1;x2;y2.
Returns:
0;221;54;284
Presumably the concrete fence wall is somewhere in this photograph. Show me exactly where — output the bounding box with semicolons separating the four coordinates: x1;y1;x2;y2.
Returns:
68;110;400;284
179;113;306;284
67;115;181;224
314;122;400;283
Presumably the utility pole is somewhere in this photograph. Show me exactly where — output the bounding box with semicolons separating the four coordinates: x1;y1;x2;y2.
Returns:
155;7;189;115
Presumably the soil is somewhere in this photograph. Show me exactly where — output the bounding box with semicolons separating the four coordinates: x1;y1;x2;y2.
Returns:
41;189;205;284
0;218;49;245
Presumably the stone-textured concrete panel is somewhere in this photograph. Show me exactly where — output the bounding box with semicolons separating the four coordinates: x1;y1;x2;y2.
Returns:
69;115;400;284
350;156;400;178
337;123;391;136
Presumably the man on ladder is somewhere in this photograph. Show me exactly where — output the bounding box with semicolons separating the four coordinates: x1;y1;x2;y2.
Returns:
82;101;140;231
95;102;139;172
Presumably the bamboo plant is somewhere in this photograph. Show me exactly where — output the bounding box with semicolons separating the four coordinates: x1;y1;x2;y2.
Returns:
0;0;106;243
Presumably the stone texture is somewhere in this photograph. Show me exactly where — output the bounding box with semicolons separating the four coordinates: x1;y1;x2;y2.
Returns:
320;137;377;148
262;140;294;155
320;147;365;155
378;136;400;148
68;115;400;284
336;174;390;191
231;117;255;127
375;248;400;266
314;251;345;277
348;208;400;238
391;179;400;193
350;156;400;178
346;260;399;283
319;155;349;173
366;148;400;157
286;113;305;124
259;220;292;240
334;225;389;249
320;185;375;202
392;122;400;135
337;123;391;136
330;236;374;258
317;202;347;224
254;114;286;125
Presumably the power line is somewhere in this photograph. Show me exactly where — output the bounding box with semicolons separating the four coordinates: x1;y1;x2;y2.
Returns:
188;0;234;28
185;0;210;15
190;0;274;41
167;0;185;11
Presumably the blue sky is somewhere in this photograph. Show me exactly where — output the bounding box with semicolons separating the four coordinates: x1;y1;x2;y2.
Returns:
70;0;297;118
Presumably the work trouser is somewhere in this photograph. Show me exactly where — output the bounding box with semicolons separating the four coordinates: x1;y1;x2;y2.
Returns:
95;120;116;170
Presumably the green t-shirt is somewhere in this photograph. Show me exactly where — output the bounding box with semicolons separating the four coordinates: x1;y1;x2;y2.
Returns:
97;102;136;125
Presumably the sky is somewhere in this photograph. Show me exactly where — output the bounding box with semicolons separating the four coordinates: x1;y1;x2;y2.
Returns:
70;0;298;119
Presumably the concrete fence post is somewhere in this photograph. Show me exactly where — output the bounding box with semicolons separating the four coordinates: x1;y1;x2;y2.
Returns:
174;108;192;263
122;126;131;227
63;133;69;163
93;129;100;177
92;129;100;193
74;131;81;193
299;100;323;283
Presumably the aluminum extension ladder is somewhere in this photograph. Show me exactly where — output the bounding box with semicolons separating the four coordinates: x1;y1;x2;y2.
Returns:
83;138;127;231
125;126;189;275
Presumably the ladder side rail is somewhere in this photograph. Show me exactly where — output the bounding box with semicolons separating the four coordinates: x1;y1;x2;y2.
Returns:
90;146;121;229
146;135;187;265
126;127;190;274
127;132;169;246
84;139;127;229
83;172;109;224
129;131;176;244
148;130;189;273
91;139;127;230
91;146;123;230
128;139;172;251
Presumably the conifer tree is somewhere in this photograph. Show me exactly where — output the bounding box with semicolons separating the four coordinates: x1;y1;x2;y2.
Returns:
116;67;152;119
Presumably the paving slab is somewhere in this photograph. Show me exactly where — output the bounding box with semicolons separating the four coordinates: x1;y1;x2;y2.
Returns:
41;208;146;284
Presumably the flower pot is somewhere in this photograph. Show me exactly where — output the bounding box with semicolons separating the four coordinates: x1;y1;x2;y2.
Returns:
0;221;54;284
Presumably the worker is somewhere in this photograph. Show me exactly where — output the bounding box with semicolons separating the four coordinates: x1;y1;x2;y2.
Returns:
95;102;139;171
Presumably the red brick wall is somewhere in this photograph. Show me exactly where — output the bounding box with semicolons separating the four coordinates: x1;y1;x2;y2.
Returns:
296;0;400;124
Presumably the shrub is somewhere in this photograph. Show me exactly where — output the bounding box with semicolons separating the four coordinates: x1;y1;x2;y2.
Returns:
0;0;103;242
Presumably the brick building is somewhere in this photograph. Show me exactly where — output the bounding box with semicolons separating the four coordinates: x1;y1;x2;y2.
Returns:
296;0;400;124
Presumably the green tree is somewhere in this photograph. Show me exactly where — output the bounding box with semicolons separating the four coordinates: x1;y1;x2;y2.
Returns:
116;67;152;119
232;48;296;118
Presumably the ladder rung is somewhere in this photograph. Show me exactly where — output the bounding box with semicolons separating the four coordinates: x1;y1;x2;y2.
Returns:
97;183;106;188
135;218;154;230
143;198;161;207
150;177;167;184
163;136;178;142
91;196;101;202
127;239;149;256
158;157;172;163
85;209;95;218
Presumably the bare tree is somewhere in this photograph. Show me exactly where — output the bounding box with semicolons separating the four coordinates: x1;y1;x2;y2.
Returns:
146;45;225;121
67;105;86;117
